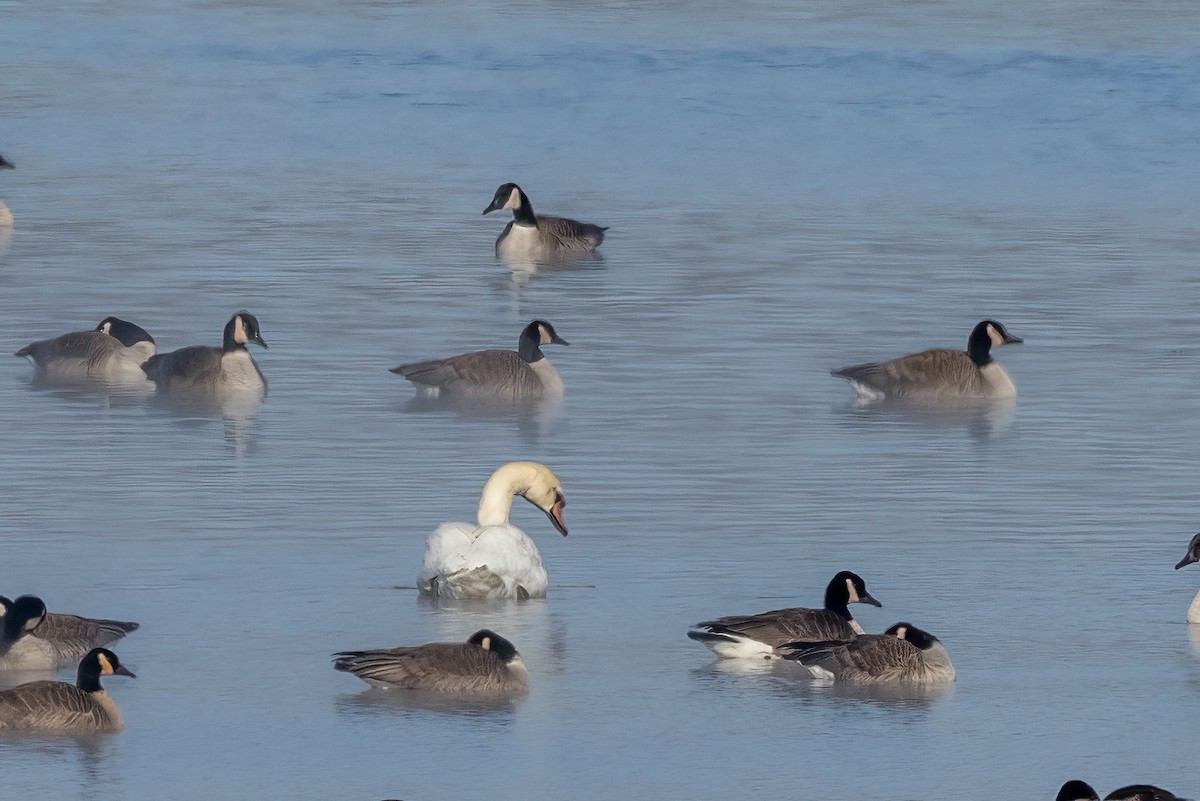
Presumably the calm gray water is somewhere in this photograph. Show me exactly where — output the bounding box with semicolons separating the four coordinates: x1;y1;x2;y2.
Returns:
2;2;1199;799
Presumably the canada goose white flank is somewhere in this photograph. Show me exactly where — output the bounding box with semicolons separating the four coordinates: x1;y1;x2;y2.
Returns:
1175;532;1200;624
687;571;882;659
16;316;156;384
418;461;568;600
142;311;267;398
779;622;956;685
391;319;569;401
0;152;13;226
334;629;527;694
833;319;1023;401
0;594;139;670
483;182;607;261
0;647;135;732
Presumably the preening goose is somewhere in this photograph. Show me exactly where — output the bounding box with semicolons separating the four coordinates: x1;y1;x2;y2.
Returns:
15;316;156;384
418;461;568;600
832;319;1023;401
1057;782;1190;801
483;183;606;262
779;622;956;685
1175;532;1200;624
0;647;134;732
391;320;568;401
142;311;267;398
0;595;139;670
334;629;527;694
687;571;882;659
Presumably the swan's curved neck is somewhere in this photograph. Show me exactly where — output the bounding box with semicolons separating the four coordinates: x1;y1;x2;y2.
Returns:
477;468;525;527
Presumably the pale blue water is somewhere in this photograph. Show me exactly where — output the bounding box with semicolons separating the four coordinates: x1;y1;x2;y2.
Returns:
2;2;1199;799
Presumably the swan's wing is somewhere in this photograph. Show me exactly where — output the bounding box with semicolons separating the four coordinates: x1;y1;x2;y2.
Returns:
418;522;476;589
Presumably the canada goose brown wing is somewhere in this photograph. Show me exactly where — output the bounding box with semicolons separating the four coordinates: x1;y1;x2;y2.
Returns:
695;608;854;648
334;642;513;689
0;680;113;731
38;613;139;649
835;633;923;677
833;348;984;397
536;214;607;250
143;346;223;385
394;349;543;396
15;331;122;368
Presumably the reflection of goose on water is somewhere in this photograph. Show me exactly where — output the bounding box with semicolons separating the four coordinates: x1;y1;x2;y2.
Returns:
833;320;1023;401
418;462;568;600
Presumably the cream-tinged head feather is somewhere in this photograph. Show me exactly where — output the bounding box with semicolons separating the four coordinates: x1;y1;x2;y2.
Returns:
476;461;567;535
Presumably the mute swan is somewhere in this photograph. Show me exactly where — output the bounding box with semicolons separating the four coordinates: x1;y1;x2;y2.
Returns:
780;622;955;685
334;629;527;694
142;311;267;398
0;648;134;732
418;461;567;600
833;320;1023;401
687;571;881;659
483;183;607;261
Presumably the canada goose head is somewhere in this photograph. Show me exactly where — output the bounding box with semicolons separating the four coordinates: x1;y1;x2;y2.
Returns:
884;622;940;650
825;571;882;614
517;319;569;362
1057;781;1101;801
483;183;529;216
95;316;156;349
467;629;521;662
1175;532;1200;570
223;311;268;352
1103;785;1182;801
1;595;47;644
967;320;1023;366
479;461;568;535
77;647;135;693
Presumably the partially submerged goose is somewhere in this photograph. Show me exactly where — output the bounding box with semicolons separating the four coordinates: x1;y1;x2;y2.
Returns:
392;320;569;401
142;311;267;398
483;183;606;262
780;622;956;685
0;647;134;732
418;461;568;600
334;629;528;695
1175;532;1200;624
15;316;156;384
687;571;882;659
832;319;1023;402
0;595;139;670
1058;782;1190;801
0;152;13;227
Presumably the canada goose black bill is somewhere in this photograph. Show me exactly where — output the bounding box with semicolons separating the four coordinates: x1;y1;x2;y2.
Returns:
779;622;956;685
391;319;569;401
142;310;268;397
1175;533;1200;570
832;319;1023;402
333;629;528;694
0;647;134;732
483;183;607;261
687;570;882;659
0;594;139;669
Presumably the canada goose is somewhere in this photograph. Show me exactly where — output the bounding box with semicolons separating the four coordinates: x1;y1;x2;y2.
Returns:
1058;781;1102;801
1174;532;1200;624
832;319;1023;401
483;183;607;261
15;316;156;383
142;311;267;398
687;571;882;659
779;622;956;685
334;629;528;694
0;647;134;732
418;461;568;600
1103;786;1187;801
391;320;569;401
0;153;13;227
0;595;139;670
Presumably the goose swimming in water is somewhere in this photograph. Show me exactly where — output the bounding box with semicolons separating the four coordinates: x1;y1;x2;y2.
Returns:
0;647;135;732
779;622;956;685
832;319;1023;401
391;320;569;402
142;311;267;398
418;461;568;600
1174;532;1200;624
0;595;139;670
483;183;607;262
334;629;528;695
15;316;156;384
687;571;882;659
1057;781;1188;801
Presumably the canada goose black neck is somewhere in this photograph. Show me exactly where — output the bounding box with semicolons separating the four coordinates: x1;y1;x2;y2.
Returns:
1057;781;1100;801
0;154;13;170
1;595;46;648
966;321;996;366
517;323;546;363
509;186;537;226
96;317;156;348
468;629;519;662
222;311;267;353
824;574;854;620
886;622;939;650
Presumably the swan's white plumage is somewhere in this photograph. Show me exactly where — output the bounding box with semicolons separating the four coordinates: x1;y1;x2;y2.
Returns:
1188;591;1200;625
416;462;566;600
